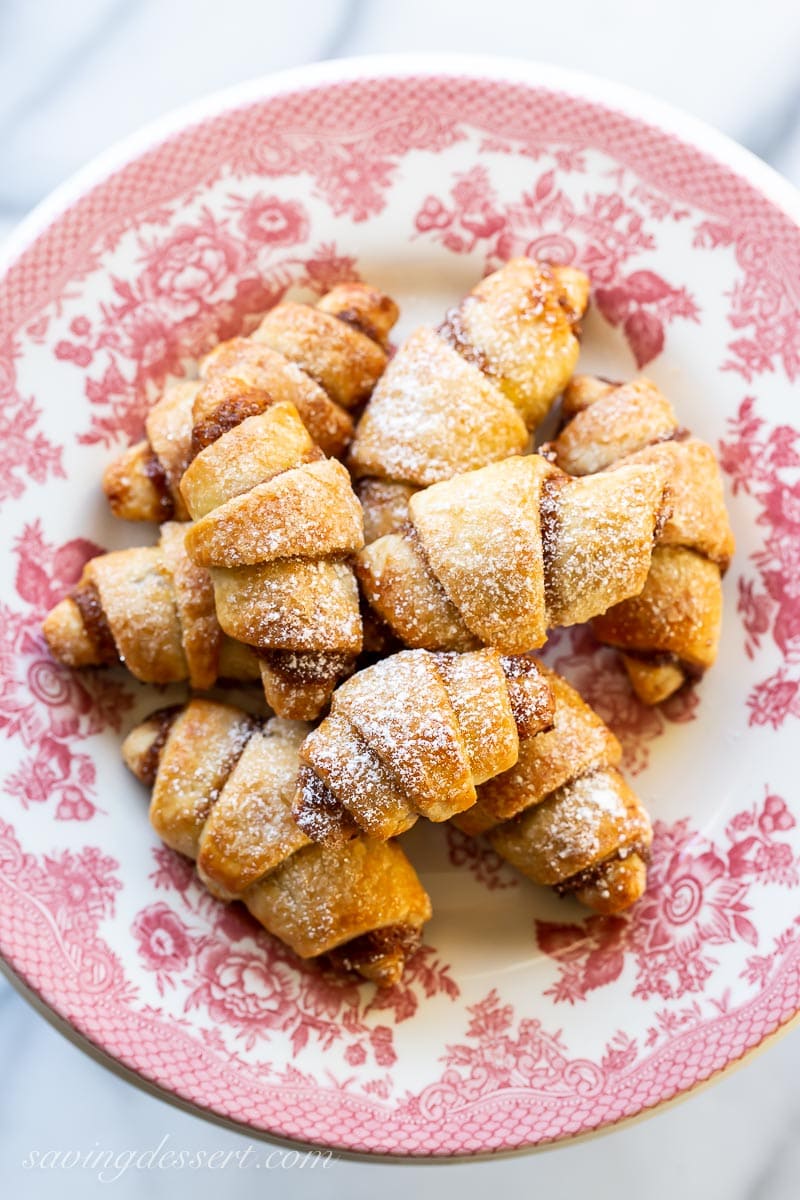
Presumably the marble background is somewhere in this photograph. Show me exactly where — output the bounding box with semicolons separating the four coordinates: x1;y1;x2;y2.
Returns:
2;2;800;1196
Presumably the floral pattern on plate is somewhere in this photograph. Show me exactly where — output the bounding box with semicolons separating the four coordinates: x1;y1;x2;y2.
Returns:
0;65;799;1155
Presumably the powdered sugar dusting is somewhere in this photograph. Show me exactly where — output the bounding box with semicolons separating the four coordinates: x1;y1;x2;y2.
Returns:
332;651;475;818
490;766;640;886
542;463;667;628
349;326;527;487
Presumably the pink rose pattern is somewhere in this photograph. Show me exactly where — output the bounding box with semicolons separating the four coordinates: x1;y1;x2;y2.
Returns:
413;164;699;367
137;845;458;1077
718;398;800;728
233;194;309;247
410;987;641;1118
536;791;797;1011
694;220;800;381
1;80;799;1147
1;521;133;823
55;201;360;449
0;820;127;995
543;625;700;774
0;340;64;505
133;903;194;988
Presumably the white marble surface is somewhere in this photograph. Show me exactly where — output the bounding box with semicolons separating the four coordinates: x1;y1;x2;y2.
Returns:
2;1;800;1195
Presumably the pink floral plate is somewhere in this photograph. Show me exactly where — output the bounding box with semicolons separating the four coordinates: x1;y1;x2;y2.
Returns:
1;55;799;1160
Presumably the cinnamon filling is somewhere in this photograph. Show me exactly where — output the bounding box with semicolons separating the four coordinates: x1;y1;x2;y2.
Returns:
259;649;356;685
556;291;583;337
655;425;690;445
142;450;175;521
499;656;555;738
325;923;422;980
190;387;273;457
137;706;182;787
437;306;491;375
518;278;549;318
621;648;705;684
293;767;361;844
554;841;650;898
539;473;565;607
331;307;385;347
72;581;118;665
651;497;673;543
403;523;469;613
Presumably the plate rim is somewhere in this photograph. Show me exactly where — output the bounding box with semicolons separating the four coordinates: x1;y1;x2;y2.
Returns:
2;52;800;1159
4;948;799;1165
2;52;799;278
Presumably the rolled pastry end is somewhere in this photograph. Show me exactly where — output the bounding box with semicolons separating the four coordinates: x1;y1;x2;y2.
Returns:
292;765;364;846
558;849;649;915
622;654;689;706
592;545;722;705
489;766;652;914
258;651;358;723
552;264;592;325
42;597;101;668
325;924;424;988
316;282;400;347
102;441;182;522
122;708;180;787
561;374;616;418
243;838;432;968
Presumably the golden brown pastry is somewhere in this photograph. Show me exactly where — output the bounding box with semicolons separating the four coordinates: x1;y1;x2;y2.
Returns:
293;648;554;844
103;282;398;521
253;281;397;409
181;398;364;719
440;258;590;427
357;453;669;654
356;478;420;545
348;258;589;539
123;699;431;986
103;380;200;522
42;521;260;688
544;376;735;703
455;665;653;914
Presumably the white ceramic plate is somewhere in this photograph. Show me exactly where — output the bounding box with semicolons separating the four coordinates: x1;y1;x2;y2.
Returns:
1;55;799;1159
